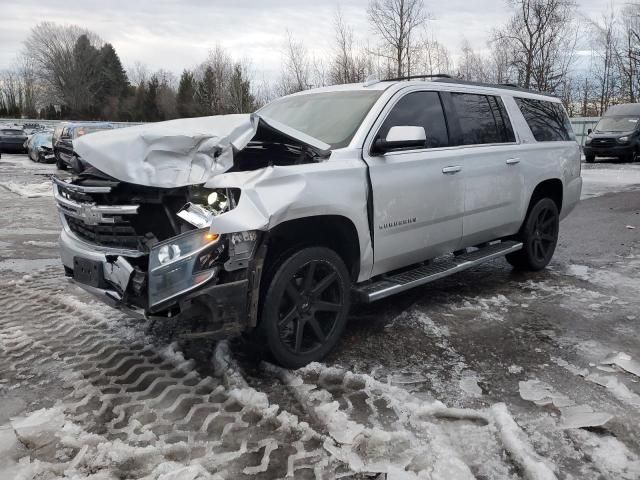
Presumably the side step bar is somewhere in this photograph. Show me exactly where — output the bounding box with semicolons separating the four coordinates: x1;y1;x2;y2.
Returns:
354;240;523;302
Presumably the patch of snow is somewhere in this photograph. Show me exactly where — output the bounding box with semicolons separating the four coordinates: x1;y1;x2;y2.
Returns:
565;263;639;291
585;373;640;407
601;352;640;378
572;429;640;480
459;372;483;397
0;181;53;198
23;240;58;248
580;164;640;199
490;403;558;480
558;405;613;429
0;257;60;273
10;406;65;449
508;365;524;374
450;294;515;322
519;380;573;408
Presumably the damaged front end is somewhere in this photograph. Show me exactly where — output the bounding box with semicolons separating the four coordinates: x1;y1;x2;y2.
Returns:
54;173;263;336
55;112;330;335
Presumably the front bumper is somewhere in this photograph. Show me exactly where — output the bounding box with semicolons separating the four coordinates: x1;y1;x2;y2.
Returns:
584;144;633;157
59;228;250;324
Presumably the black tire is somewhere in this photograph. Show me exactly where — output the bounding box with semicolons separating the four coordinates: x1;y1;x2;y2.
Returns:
585;154;595;163
56;157;67;170
506;198;559;271
259;246;351;368
626;148;639;163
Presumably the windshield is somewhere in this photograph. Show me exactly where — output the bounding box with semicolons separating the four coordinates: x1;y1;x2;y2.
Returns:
595;116;639;133
33;133;53;147
73;125;112;138
258;90;383;149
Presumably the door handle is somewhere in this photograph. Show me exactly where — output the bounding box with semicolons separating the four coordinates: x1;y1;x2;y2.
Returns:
506;158;521;165
442;166;462;174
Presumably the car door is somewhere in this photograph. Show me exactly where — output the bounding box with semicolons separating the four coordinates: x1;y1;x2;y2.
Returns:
443;92;525;246
363;89;464;276
58;127;74;163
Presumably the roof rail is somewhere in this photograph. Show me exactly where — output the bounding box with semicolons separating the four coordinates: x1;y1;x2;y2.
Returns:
384;73;453;82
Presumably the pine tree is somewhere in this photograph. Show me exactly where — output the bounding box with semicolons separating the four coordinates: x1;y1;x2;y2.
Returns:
143;75;162;121
229;63;256;113
72;34;100;117
176;70;198;118
133;82;147;121
196;66;216;115
95;43;129;119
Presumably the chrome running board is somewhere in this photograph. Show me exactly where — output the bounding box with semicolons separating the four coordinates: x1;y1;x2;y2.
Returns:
354;240;523;302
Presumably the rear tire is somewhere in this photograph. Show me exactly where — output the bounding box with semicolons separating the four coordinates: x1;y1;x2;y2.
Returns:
506;198;559;272
585;154;595;163
259;246;351;368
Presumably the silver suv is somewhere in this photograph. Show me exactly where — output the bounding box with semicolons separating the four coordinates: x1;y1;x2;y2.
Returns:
54;77;582;367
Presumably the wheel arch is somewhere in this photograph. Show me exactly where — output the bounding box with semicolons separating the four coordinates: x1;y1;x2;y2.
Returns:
528;178;563;216
265;215;361;282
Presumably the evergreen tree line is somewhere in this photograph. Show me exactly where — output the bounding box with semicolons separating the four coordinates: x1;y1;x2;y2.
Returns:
0;23;257;121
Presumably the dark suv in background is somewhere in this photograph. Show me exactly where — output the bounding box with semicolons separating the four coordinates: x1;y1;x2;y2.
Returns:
54;122;114;170
0;126;28;154
584;103;640;163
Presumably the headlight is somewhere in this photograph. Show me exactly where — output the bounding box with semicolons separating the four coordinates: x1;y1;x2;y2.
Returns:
187;186;240;215
585;136;592;145
148;228;225;307
618;136;630;143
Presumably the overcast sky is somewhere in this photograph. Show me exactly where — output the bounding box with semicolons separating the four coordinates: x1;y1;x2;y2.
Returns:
0;0;609;82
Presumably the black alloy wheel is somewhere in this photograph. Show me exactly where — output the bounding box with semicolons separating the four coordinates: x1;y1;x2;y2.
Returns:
507;198;559;271
260;247;350;368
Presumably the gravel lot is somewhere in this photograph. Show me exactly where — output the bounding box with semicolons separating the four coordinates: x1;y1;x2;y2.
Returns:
0;153;639;479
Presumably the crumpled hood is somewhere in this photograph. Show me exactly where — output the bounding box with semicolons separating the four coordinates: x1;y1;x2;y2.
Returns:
73;114;258;188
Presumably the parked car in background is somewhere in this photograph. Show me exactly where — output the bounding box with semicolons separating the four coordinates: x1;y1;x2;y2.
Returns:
23;123;47;136
26;130;55;163
54;76;582;367
584;103;640;163
0;127;28;154
54;122;114;170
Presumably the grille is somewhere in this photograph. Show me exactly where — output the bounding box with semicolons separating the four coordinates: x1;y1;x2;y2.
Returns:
591;138;617;148
65;214;142;250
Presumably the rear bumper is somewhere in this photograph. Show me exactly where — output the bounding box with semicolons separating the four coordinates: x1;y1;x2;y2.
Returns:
561;176;582;220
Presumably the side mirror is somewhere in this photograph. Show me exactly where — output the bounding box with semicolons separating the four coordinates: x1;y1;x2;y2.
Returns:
374;126;426;153
587;128;592;135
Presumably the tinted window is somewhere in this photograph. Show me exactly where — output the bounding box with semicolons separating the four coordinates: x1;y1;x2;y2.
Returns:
487;96;516;142
378;91;449;149
514;97;574;141
451;93;506;145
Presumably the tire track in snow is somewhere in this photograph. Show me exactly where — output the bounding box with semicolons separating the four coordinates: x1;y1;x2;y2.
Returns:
0;272;342;479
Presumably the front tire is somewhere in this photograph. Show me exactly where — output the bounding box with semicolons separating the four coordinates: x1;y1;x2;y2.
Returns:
56;157;67;170
260;246;351;368
507;198;559;271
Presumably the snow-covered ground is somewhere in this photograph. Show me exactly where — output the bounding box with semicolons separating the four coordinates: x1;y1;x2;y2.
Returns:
580;161;640;199
0;152;639;479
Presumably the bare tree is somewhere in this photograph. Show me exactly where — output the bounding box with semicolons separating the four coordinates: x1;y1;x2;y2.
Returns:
589;7;619;114
457;39;489;81
413;32;453;76
280;30;311;94
127;61;150;88
330;8;368;84
493;0;577;93
24;22;103;111
367;0;427;77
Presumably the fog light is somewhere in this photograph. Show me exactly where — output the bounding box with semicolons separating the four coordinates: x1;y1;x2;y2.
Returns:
158;244;181;265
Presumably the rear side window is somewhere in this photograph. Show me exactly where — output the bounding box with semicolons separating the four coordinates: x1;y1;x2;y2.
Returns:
450;93;513;145
378;91;449;149
514;98;574;141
